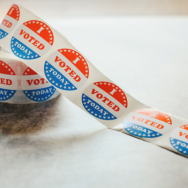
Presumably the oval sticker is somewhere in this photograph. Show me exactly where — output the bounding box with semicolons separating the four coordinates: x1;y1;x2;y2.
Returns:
21;67;56;102
123;109;172;138
0;60;17;101
44;48;89;90
11;20;54;59
82;81;128;120
0;4;20;39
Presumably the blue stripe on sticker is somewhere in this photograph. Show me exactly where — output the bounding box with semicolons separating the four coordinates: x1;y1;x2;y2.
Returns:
123;121;162;138
0;28;8;39
0;88;16;101
82;94;117;120
44;61;77;90
170;137;188;156
23;86;56;102
10;37;40;59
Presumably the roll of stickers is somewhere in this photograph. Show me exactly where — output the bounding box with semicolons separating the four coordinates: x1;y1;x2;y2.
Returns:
1;4;188;157
0;50;60;104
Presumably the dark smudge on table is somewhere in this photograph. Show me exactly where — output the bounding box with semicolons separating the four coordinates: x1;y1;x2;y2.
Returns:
0;95;61;134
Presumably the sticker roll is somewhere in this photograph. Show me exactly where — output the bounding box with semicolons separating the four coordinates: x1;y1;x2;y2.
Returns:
0;50;60;104
1;4;188;157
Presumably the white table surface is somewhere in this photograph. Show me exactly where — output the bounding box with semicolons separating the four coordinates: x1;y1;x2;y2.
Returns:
1;16;188;188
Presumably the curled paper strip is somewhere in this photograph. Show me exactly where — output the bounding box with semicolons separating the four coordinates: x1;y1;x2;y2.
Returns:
1;4;188;157
0;50;60;104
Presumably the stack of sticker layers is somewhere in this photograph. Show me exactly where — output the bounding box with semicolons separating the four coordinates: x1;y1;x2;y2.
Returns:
0;50;60;104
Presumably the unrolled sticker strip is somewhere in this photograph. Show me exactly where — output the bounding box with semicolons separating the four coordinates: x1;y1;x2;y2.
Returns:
1;4;188;157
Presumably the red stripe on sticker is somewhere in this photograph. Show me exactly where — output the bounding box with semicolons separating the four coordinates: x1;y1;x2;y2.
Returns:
180;124;188;130
134;109;172;124
0;60;16;75
23;20;54;45
94;82;127;107
58;49;89;78
7;4;20;21
23;67;37;75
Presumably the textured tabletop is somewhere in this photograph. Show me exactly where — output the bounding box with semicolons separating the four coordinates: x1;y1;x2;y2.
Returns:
1;17;188;188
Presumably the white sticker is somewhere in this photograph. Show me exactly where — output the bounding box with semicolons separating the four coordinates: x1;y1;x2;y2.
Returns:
21;67;56;102
170;125;188;156
11;20;54;59
82;81;128;120
123;109;172;138
44;49;89;90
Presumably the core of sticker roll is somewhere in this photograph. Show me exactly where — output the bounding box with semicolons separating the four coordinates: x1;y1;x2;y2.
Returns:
44;48;89;91
170;125;188;156
82;81;128;120
0;4;20;39
123;109;172;138
21;67;56;102
0;60;17;101
10;20;54;59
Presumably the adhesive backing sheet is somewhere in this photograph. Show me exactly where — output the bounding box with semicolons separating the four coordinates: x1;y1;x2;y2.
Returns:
0;4;188;157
